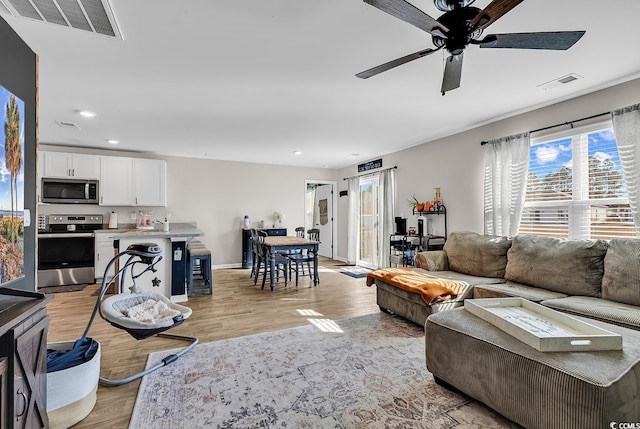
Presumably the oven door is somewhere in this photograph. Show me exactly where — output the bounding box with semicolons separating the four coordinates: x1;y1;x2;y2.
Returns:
37;233;95;287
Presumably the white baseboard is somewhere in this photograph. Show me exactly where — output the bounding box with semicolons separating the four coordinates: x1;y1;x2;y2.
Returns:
213;263;243;270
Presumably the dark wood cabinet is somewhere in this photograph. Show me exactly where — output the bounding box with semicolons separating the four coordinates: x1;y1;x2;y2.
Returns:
1;357;7;429
0;290;50;429
242;228;287;269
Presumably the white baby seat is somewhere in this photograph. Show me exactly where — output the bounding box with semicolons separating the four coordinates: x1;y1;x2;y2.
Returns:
83;242;198;386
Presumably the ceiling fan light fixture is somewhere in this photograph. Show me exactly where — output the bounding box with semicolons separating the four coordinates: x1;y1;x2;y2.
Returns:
434;0;475;12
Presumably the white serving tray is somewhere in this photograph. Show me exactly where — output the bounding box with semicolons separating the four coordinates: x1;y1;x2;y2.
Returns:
464;297;622;352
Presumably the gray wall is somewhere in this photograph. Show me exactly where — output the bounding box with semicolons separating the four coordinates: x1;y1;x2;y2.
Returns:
336;77;640;260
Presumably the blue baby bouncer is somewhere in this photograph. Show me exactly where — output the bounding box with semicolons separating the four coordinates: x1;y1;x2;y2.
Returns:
82;242;199;386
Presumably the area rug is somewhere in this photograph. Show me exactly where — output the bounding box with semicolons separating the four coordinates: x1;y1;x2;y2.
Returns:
333;265;371;279
130;312;518;428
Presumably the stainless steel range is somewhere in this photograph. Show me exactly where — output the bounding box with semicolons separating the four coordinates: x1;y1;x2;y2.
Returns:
37;214;103;287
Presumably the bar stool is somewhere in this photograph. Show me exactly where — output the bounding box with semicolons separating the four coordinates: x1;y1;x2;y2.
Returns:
187;242;212;296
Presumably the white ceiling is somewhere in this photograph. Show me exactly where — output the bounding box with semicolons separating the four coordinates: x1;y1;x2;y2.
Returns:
2;0;640;169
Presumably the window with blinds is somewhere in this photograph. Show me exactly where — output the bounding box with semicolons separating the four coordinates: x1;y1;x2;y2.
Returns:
519;121;634;239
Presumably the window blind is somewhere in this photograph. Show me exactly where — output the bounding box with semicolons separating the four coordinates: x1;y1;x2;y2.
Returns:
519;121;634;240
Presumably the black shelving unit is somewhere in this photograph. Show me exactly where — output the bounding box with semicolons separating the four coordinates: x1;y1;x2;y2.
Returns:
389;234;421;267
413;205;447;241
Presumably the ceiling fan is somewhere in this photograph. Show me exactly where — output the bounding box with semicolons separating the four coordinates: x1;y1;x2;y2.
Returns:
356;0;585;95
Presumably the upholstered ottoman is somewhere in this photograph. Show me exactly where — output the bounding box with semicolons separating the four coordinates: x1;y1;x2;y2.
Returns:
425;307;640;429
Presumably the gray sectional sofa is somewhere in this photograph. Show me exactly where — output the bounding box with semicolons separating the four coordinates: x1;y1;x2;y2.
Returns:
372;231;640;330
400;231;640;428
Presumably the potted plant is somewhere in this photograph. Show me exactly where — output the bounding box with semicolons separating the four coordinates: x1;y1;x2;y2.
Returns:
408;195;425;212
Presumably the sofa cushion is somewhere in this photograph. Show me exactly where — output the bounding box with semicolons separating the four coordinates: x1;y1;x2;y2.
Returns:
473;281;568;302
414;250;448;271
443;231;512;278
602;238;640;306
541;296;640;331
505;235;607;297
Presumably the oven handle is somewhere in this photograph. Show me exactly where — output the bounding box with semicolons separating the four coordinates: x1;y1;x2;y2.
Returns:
38;232;95;238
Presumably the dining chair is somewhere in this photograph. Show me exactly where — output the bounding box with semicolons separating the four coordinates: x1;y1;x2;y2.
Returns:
307;228;320;241
255;230;289;289
288;228;320;286
249;228;259;279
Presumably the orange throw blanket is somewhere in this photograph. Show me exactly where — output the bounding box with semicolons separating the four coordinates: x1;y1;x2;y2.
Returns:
366;268;463;305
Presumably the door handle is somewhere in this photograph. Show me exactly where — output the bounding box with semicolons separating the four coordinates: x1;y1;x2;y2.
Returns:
16;388;27;420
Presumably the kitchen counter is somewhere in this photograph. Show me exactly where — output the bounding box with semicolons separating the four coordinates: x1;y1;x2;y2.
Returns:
94;222;203;239
94;223;203;302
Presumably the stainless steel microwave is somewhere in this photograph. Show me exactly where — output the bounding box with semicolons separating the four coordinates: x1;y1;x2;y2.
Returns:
41;178;99;204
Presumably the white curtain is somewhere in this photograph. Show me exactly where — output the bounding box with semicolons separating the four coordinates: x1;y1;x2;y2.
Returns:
346;177;360;265
483;132;530;236
612;103;640;237
377;168;395;267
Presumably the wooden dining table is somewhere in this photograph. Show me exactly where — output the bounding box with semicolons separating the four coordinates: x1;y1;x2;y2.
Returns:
263;236;320;291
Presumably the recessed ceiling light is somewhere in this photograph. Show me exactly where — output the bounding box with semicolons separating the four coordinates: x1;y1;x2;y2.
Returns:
107;139;119;144
293;151;302;155
78;110;96;118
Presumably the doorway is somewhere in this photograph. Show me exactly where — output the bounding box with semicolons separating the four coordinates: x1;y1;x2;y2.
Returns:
357;175;380;269
304;180;336;259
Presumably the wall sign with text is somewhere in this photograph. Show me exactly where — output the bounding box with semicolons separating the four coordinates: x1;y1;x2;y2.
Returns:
358;159;382;172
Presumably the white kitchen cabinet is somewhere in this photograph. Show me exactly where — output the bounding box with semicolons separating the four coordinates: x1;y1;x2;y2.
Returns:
134;158;166;206
43;151;100;179
100;156;135;206
94;233;116;281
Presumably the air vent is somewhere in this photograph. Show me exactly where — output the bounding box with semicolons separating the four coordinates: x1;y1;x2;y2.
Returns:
0;0;123;39
55;120;80;130
537;73;582;91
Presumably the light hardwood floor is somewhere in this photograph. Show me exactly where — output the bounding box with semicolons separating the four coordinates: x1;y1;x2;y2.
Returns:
46;258;379;428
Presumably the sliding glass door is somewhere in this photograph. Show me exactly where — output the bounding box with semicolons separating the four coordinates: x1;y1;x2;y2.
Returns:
358;175;380;268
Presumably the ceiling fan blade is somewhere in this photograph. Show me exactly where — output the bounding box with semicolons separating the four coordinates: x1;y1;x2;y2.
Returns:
479;31;586;50
441;53;463;95
470;0;525;31
356;47;440;79
363;0;448;35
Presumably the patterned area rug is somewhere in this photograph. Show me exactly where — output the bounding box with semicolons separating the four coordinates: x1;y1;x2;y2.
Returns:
333;265;371;278
130;313;518;428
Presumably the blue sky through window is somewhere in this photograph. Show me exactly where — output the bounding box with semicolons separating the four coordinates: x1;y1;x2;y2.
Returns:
530;129;624;182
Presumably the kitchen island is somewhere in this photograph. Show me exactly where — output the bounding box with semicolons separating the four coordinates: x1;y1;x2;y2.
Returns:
94;223;203;302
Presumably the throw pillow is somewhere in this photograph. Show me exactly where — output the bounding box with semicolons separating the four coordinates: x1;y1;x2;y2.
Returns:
602;238;640;306
505;235;607;297
443;231;512;278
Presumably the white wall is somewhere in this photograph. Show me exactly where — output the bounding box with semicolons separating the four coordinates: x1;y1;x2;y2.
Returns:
336;77;640;260
38;145;338;268
39;77;640;267
163;156;336;267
